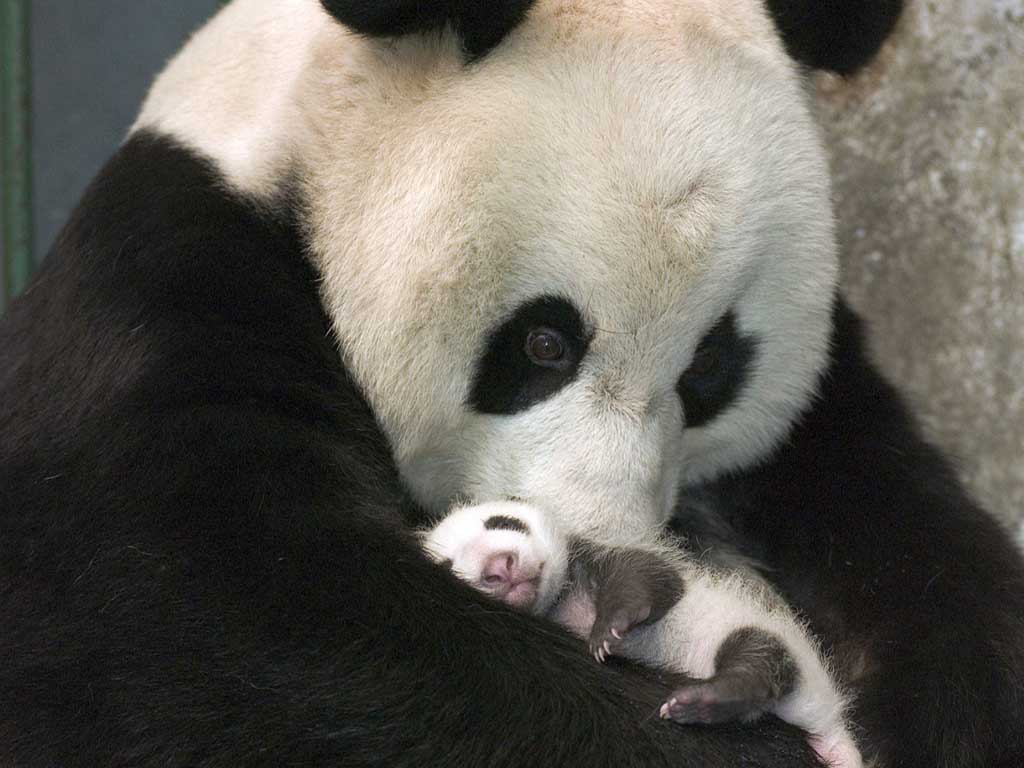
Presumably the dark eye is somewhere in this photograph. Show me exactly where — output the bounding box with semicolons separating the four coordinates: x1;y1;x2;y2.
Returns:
525;328;566;366
468;295;591;415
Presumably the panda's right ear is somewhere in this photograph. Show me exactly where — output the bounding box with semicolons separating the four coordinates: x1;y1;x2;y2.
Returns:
319;0;535;60
764;0;904;75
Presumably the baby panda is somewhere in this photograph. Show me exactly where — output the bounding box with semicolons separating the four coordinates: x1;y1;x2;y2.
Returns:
423;501;861;768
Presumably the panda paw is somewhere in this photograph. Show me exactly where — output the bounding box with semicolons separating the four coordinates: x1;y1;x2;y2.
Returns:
585;548;686;663
421;500;568;614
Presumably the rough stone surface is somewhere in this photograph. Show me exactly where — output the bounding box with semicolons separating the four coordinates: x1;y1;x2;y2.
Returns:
815;0;1024;534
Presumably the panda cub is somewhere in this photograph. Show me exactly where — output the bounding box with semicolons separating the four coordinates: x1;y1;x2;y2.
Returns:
423;501;860;768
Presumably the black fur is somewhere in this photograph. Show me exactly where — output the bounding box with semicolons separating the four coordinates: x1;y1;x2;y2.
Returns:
764;0;905;75
485;514;531;533
468;295;591;416
665;628;799;724
677;311;758;429
680;299;1024;767
319;0;536;59
0;132;822;767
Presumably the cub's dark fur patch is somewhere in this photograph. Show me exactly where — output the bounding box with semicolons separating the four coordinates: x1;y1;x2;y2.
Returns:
576;546;686;657
677;311;758;429
664;627;798;724
319;0;536;60
484;514;530;534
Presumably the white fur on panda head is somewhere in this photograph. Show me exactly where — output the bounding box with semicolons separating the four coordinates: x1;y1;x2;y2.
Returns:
133;0;839;543
301;0;837;542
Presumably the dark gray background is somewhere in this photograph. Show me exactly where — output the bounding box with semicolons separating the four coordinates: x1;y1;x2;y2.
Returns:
29;0;219;262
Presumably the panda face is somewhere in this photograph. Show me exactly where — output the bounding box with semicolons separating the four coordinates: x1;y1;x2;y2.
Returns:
296;9;837;540
137;0;838;541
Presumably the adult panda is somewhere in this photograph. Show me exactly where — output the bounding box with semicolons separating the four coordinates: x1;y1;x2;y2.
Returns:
1;1;1022;767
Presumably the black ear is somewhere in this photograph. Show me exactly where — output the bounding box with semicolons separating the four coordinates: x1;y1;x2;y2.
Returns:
320;0;536;60
764;0;904;75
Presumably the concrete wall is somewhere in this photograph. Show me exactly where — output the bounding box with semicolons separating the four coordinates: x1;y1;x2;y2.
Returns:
818;0;1023;535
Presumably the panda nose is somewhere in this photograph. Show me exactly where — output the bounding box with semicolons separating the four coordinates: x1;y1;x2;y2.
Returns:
482;552;516;587
480;553;539;607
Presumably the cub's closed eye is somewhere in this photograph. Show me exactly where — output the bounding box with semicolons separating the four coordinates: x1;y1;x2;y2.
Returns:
525;328;568;367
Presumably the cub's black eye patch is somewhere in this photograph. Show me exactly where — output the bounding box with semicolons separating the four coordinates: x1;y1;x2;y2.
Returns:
468;296;590;415
677;311;758;428
483;515;530;534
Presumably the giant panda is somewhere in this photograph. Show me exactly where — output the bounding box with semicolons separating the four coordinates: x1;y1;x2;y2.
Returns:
1;1;1023;767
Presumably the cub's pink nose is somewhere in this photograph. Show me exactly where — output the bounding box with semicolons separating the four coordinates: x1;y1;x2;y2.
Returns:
480;552;538;608
482;552;516;589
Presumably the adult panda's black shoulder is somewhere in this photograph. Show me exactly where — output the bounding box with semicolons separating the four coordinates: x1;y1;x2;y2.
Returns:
2;2;1022;768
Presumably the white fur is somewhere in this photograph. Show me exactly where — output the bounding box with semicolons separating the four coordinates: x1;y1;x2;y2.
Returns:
133;0;838;542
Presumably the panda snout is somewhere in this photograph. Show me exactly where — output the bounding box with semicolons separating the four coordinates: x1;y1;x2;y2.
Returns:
479;551;541;608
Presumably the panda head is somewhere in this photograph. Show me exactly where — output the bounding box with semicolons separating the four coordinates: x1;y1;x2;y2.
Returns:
138;0;900;541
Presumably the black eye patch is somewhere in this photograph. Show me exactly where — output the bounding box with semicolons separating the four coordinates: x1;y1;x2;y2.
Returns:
483;515;530;534
677;311;758;428
468;295;590;415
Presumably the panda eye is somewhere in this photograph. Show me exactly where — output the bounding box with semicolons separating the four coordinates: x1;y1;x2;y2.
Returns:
525;328;566;366
469;295;590;415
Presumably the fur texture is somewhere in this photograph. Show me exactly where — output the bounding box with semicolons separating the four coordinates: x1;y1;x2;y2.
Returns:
3;0;1022;766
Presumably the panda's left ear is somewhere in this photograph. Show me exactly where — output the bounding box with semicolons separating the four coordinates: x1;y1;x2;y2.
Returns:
764;0;904;75
319;0;536;60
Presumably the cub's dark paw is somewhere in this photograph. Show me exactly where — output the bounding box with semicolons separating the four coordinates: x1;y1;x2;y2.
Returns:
660;674;772;723
579;547;684;663
588;598;652;662
661;627;797;724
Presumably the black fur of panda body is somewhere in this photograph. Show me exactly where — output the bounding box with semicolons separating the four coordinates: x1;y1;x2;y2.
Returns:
0;131;824;768
2;1;1023;767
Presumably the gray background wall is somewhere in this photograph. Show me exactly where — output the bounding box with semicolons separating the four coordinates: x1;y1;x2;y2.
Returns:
816;0;1023;542
9;1;1024;539
29;0;219;259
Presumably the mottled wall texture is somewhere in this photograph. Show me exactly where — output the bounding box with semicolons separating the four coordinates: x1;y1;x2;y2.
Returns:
816;0;1023;539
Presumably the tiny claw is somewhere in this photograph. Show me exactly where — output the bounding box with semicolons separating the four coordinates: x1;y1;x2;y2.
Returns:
659;702;671;719
603;640;611;658
610;628;622;640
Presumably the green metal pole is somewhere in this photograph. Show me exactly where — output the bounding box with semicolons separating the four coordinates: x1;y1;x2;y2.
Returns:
2;0;33;310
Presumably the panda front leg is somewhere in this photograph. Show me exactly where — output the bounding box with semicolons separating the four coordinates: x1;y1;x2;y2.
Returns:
605;563;862;768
